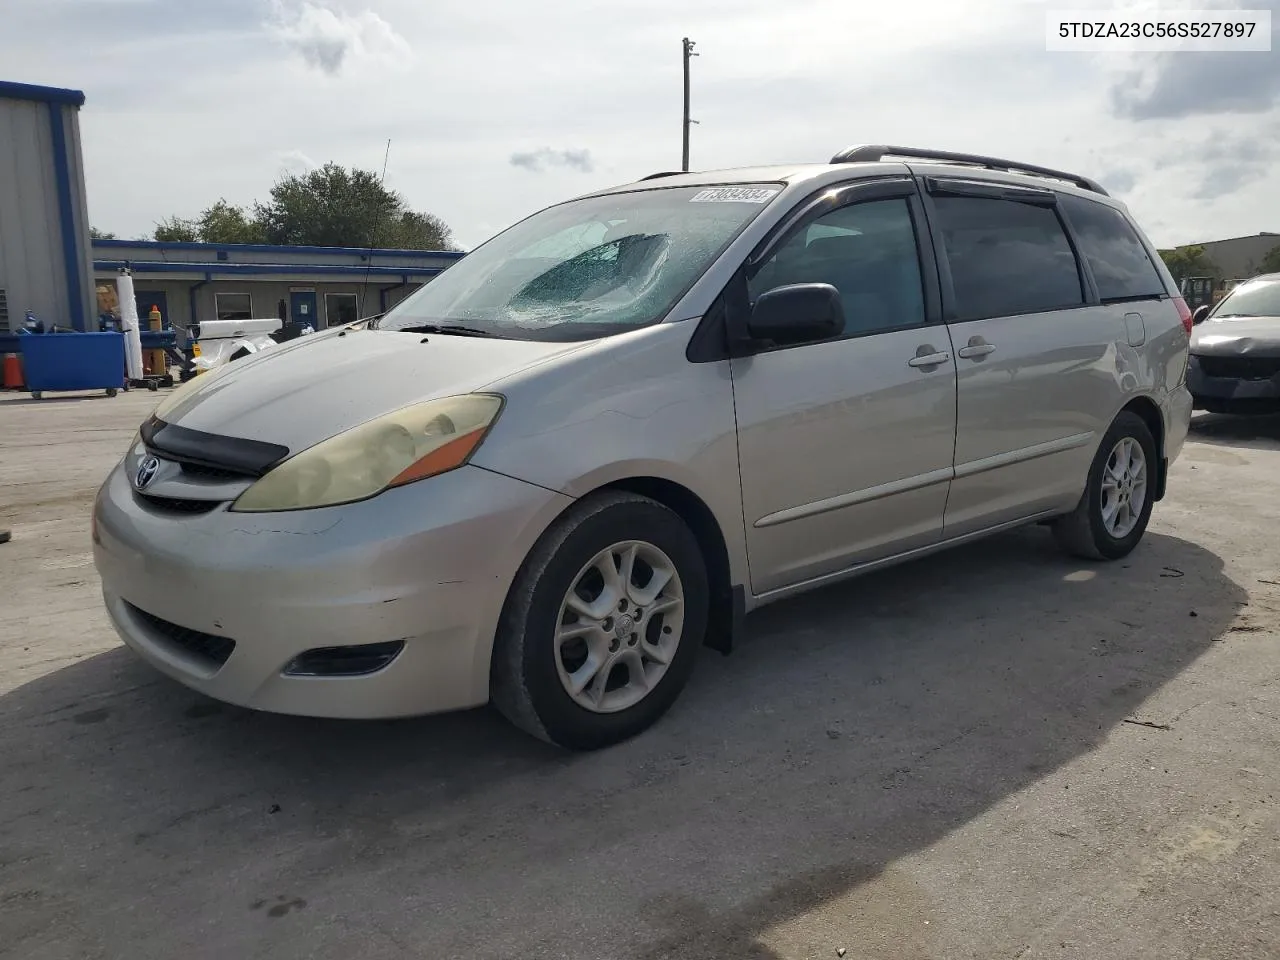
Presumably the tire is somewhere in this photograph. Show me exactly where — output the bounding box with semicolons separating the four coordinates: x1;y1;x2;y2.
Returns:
30;391;41;400
490;491;709;750
1052;411;1157;561
106;388;118;398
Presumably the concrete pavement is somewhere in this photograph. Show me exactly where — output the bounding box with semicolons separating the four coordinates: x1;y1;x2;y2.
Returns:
1;389;1278;959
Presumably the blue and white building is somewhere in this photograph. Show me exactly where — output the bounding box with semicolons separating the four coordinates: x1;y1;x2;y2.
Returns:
92;239;462;337
0;78;462;341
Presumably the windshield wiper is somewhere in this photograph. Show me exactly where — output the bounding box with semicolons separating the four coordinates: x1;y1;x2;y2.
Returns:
396;323;495;338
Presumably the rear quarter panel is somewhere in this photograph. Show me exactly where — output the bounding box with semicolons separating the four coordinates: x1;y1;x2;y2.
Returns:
1128;212;1193;463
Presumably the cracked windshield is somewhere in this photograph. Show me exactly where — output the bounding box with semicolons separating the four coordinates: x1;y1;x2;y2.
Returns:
377;184;780;340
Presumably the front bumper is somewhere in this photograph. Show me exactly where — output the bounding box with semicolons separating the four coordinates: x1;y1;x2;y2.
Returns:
93;459;571;718
1187;354;1280;411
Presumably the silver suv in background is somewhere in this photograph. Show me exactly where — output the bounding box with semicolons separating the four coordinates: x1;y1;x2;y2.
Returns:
93;145;1194;750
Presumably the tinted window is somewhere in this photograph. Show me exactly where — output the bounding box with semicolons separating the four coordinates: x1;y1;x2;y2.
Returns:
1061;195;1164;301
933;196;1083;321
748;198;925;336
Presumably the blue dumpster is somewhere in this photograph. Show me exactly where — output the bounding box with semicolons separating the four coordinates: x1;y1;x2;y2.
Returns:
20;331;125;399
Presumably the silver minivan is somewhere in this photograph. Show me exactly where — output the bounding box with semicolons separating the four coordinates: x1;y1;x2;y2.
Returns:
93;146;1194;749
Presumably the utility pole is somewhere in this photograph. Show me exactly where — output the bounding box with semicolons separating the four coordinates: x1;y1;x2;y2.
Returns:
682;37;698;171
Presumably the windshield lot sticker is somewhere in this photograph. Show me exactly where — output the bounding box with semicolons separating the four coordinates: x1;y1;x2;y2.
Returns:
689;187;780;204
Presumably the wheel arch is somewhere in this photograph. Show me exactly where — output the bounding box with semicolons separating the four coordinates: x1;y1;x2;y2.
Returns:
592;476;742;654
1119;394;1166;501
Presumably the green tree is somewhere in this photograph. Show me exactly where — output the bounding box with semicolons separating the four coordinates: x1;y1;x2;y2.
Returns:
254;162;455;250
1158;245;1219;285
196;199;266;244
153;215;199;242
153;163;455;250
379;209;456;251
89;226;117;240
154;201;264;244
1260;244;1280;275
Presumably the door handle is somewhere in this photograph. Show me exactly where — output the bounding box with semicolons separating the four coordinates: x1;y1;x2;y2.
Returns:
907;351;951;368
957;342;996;359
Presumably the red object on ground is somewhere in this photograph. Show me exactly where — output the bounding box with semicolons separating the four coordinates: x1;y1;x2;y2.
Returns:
2;354;23;389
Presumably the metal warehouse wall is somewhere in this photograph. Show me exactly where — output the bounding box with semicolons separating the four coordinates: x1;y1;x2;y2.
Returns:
1196;233;1280;280
0;83;95;333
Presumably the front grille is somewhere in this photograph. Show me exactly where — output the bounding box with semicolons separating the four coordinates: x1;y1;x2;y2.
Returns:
179;461;248;482
283;641;405;677
1197;355;1280;381
127;604;236;668
134;492;223;515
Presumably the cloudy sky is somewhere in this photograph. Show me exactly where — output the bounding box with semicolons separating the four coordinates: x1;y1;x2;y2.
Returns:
4;0;1278;250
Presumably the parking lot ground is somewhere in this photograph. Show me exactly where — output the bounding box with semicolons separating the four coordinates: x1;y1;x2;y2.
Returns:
2;389;1279;960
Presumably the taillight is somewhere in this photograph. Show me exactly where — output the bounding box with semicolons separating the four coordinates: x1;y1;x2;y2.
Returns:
1173;296;1193;335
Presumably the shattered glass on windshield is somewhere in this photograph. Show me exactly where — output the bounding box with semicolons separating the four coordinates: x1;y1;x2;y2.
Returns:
378;184;780;341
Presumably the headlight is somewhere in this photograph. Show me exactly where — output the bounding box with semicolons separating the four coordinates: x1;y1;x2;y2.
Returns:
230;394;504;512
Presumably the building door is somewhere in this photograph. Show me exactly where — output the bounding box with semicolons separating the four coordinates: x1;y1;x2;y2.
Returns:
289;291;317;328
134;291;169;328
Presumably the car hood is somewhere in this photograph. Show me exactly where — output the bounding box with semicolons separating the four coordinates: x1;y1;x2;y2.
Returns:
1192;316;1280;357
159;327;585;450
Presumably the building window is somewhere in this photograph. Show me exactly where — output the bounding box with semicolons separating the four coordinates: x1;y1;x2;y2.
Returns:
215;292;253;322
325;293;359;328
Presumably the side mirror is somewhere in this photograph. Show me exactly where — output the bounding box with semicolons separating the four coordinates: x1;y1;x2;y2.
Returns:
1192;305;1210;326
747;283;844;345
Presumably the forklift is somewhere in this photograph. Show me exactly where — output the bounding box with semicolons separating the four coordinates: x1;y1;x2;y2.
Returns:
1180;276;1218;312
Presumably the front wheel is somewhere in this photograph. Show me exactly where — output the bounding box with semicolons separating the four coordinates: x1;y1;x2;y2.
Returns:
491;491;708;750
1052;410;1157;560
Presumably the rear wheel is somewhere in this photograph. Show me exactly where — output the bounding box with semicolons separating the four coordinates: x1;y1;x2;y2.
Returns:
1052;411;1156;561
491;491;708;750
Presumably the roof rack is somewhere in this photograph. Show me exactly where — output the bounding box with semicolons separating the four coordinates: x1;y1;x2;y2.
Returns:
640;171;688;180
829;144;1109;196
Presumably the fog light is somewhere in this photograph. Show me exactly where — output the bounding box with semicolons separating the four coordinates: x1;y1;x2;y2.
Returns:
283;640;405;677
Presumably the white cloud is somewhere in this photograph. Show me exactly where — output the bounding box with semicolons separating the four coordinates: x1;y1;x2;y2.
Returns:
268;1;411;76
510;148;595;173
275;149;318;176
3;0;1278;251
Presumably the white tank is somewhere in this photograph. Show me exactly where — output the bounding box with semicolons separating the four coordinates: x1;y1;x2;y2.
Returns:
191;318;284;373
195;318;283;340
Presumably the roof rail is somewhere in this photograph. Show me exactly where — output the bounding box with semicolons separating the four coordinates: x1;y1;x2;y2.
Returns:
829;144;1109;196
640;171;687;180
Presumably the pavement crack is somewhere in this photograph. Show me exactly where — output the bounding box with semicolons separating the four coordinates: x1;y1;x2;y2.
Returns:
1122;718;1172;731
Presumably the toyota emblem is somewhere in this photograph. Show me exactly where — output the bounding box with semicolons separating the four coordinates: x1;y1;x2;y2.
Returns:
135;456;160;490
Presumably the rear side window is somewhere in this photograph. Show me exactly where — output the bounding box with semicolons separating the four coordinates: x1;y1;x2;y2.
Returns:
1060;195;1164;301
933;196;1083;322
